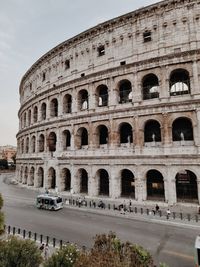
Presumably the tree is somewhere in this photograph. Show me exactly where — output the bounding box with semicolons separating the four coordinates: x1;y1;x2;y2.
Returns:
0;236;43;267
44;243;80;267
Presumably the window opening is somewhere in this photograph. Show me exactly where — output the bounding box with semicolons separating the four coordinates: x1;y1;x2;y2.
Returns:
98;45;105;56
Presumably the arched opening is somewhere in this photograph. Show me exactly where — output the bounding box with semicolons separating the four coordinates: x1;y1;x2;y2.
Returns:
169;69;190;96
142;74;159;100
23;112;27;128
172;117;193;141
24;166;28;184
48;132;57;152
29;167;34;186
48;167;56;189
119;123;133;144
96;85;108;107
97;125;108;145
50;98;58;117
28;109;31;126
146;170;165;200
118;80;132;104
144;120;161;142
39;134;45;152
78;89;88;110
176;170;198;203
31;136;36;153
121;169;135;198
61;168;71;191
25;137;29;153
21;139;24;154
41;102;47;120
38;167;44;188
76;127;88;148
79;169;88;193
98;169;109;196
63;94;72;113
33;106;38;123
62;130;71;150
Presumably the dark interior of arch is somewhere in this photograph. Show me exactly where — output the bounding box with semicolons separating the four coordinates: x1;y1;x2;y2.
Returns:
48;132;57;151
81;128;88;146
99;125;108;144
144;120;161;142
172;118;193;141
50;168;56;189
120;123;133;143
121;169;135;197
119;80;132;103
147;170;164;199
143;74;159;100
64;169;71;191
64;95;72;113
98;85;108;106
99;169;109;195
170;69;190;95
80;169;88;193
41;103;47;119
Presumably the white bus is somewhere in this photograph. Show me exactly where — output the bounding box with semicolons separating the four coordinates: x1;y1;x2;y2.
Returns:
195;235;200;267
36;194;63;210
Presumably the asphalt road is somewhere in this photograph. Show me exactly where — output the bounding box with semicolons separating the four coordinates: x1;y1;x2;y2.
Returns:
0;173;199;267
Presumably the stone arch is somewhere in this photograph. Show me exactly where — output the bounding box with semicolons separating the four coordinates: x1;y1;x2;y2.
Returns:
39;134;45;152
23;112;27;128
175;170;198;203
142;73;159;100
33;106;38;123
48;132;57;152
29;166;35;186
78;89;89;110
96;84;108;107
117;79;132;104
96;124;109;145
121;169;135;198
28;109;31;126
24;166;28;184
25;137;29;153
50;98;58;117
144;120;161;142
61;168;71;191
21;139;24;154
169;68;190;96
31;135;36;153
41;102;47;120
97;169;109;196
63;94;72;113
47;167;56;189
62;130;71;150
37;167;44;188
146;169;165;201
77;168;88;194
172;117;193;141
75;127;88;148
119;122;133;144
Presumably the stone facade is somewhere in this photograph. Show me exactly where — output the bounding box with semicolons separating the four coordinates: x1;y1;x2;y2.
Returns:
16;0;200;206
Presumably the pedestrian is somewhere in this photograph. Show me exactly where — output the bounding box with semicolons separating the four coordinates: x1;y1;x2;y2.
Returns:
155;204;159;213
78;197;82;207
44;244;49;260
166;208;171;216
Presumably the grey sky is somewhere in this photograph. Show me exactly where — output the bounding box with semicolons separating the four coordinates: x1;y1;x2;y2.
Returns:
0;0;158;146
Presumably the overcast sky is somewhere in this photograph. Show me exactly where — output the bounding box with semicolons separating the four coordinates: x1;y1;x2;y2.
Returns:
0;0;158;146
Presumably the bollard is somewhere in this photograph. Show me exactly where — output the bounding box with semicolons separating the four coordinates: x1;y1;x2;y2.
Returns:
13;227;16;235
40;234;43;244
18;228;21;235
93;202;96;208
34;233;37;241
53;238;56;247
72;199;75;205
85;201;87;207
135;207;137;213
173;212;175;219
108;204;110;210
141;208;143;214
147;209;149;215
195;215;198;223
46;236;49;244
180;213;183;220
60;240;63;248
23;229;26;239
159;210;162;217
89;201;92;207
8;225;11;234
166;214;169;220
113;204;115;210
187;214;190;221
28;231;31;239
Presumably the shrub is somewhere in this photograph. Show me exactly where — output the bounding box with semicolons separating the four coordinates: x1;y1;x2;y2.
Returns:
0;236;43;267
44;243;80;267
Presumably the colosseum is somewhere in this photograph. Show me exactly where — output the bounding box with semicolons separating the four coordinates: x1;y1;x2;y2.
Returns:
16;0;200;207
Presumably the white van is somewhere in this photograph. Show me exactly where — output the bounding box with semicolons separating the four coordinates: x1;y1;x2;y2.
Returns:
36;194;63;210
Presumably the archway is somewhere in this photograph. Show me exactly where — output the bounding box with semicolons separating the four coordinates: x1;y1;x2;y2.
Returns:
176;170;198;203
98;169;109;196
144;120;161;142
121;169;135;198
119;123;133;144
96;84;108;107
118;80;132;104
48;132;57;152
48;167;56;189
61;168;71;191
142;74;159;100
169;69;190;96
79;169;88;193
38;167;44;188
24;166;28;184
29;167;34;186
172;117;193;141
146;170;165;200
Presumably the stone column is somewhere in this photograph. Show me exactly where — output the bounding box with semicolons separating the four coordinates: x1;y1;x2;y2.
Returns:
135;168;145;202
191;60;199;95
110;166;121;199
195;109;200;150
88;83;96;110
132;72;141;104
159;66;170;99
71;166;79;195
197;180;200;205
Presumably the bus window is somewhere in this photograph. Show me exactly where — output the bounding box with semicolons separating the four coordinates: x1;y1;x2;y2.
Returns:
50;200;54;206
56;197;63;204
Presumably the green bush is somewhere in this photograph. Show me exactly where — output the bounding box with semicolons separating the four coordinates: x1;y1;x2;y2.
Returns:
44;243;80;267
0;236;43;267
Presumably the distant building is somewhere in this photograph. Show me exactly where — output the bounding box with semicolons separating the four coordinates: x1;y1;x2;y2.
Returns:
0;146;17;163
